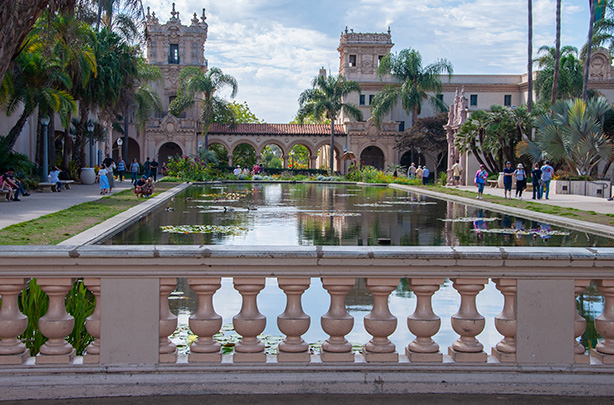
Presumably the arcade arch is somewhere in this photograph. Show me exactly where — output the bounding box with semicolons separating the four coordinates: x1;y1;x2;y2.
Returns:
113;138;140;163
209;143;229;166
232;143;257;168
157;142;183;165
360;146;385;170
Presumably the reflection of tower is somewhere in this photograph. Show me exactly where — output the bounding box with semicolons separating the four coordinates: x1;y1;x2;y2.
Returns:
445;200;460;246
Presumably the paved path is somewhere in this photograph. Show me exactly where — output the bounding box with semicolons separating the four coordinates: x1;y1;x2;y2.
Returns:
454;184;614;215
0;181;134;230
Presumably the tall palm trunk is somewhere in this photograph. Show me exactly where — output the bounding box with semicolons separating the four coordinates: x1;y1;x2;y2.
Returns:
551;0;562;104
528;0;534;112
583;0;596;100
75;104;88;166
123;107;129;161
329;117;335;175
6;108;32;151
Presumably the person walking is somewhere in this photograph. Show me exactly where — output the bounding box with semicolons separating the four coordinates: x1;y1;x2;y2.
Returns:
513;163;526;199
130;158;140;185
106;163;115;192
150;158;159;182
415;165;424;183
117;157;125;182
503;161;514;199
474;164;488;199
144;157;151;178
407;163;416;179
422;166;429;185
451;159;463;187
540;160;554;200
531;163;542;200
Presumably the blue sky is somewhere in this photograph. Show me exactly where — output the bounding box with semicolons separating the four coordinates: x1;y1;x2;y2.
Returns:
146;0;591;123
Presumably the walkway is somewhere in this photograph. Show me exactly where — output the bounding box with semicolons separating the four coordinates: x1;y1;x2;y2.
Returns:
0;181;133;230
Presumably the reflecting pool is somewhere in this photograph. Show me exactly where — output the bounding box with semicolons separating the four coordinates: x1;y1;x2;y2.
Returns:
104;183;609;354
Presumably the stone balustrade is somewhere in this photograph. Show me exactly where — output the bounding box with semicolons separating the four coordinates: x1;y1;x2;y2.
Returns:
1;245;614;373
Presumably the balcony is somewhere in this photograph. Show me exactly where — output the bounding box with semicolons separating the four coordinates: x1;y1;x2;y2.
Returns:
1;245;614;399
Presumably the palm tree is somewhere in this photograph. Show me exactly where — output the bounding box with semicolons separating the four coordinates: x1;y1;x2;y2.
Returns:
517;97;613;176
170;66;238;153
551;0;562;104
534;45;584;102
372;48;453;127
528;0;534;112
297;74;362;175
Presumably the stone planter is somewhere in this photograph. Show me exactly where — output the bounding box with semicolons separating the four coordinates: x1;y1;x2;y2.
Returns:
80;167;96;185
552;180;611;198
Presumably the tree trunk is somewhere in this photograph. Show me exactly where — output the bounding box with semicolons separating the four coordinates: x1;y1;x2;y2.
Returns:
329;117;334;175
551;0;561;104
35;109;42;166
6;108;32;151
48;113;55;167
75;104;88;166
583;0;596;101
123;107;129;161
0;0;50;85
527;0;533;112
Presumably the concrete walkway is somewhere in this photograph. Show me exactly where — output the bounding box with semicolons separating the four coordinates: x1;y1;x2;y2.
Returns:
454;184;614;214
0;181;134;230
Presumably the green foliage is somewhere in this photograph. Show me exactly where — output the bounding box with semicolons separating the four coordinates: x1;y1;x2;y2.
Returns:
226;101;264;123
209;143;229;166
437;171;448;185
345;165;422;185
166;156;223;181
65;280;96;355
232;144;256;168
19;279;49;356
373;48;452;126
261;145;282;169
534;45;585;102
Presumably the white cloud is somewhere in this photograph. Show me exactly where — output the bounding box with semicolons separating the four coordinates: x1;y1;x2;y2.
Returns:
145;0;591;122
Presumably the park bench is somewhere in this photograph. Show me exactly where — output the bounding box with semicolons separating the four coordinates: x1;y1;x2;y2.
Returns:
0;189;9;201
60;180;74;189
487;179;498;188
38;182;58;192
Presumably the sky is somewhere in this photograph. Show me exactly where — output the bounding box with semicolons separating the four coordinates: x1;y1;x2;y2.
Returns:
144;0;591;123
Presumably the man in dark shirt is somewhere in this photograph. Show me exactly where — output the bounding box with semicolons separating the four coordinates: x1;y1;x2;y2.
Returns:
134;175;147;198
150;159;159;181
503;161;514;199
144;157;151;178
103;154;114;168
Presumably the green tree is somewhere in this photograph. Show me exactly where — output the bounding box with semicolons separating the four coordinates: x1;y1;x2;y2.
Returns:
297;74;362;174
534;45;584;102
220;101;263;124
170;66;238;153
232;144;256;168
455;105;533;173
372;48;453;127
261;145;282;169
517;97;613;176
397;112;448;178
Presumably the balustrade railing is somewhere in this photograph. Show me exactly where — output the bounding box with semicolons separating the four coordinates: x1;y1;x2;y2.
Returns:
1;246;614;369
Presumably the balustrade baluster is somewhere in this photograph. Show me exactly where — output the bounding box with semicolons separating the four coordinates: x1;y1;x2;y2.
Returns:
492;278;516;363
363;278;398;362
277;278;311;363
36;278;75;364
159;278;177;363
233;277;266;363
83;278;101;364
0;278;29;364
188;277;222;363
591;280;614;364
448;278;488;363
574;279;590;364
320;277;355;362
406;278;444;362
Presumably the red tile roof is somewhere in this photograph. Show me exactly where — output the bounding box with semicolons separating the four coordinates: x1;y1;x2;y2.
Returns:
208;123;346;136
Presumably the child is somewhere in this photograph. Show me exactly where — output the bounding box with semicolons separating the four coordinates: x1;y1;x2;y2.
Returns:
98;165;109;194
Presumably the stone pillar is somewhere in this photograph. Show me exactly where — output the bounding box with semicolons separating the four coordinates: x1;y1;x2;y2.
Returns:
406;278;444;362
492;278;516;363
309;155;317;169
574;279;591;364
320;277;355;362
363;278;398;362
36;278;76;364
233;277;266;363
188;277;223;363
159;278;177;363
0;278;29;364
592;280;614;364
277;278;311;363
448;278;488;363
83;278;101;364
282;156;289;169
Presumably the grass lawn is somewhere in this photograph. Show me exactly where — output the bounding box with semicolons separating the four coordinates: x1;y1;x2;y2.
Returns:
428;185;614;227
0;183;177;245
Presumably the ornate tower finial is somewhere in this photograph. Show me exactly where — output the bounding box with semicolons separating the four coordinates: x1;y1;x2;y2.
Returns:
345;26;348;34
171;2;179;20
192;12;199;25
387;26;391;35
147;6;150;17
201;8;207;23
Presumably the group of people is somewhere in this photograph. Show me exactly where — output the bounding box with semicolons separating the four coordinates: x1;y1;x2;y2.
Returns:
130;157;166;185
233;164;264;176
134;175;155;198
407;163;430;185
0;167;30;201
474;161;555;200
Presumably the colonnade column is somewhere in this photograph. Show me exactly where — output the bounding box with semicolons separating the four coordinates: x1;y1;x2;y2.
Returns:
159;278;177;363
448;278;488;362
406;278;444;362
320;278;355;362
363;278;398;362
0;278;29;364
83;278;101;364
592;280;614;364
309;156;317;169
233;277;266;362
574;279;590;364
492;278;516;363
36;278;76;364
277;278;311;363
188;277;223;363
